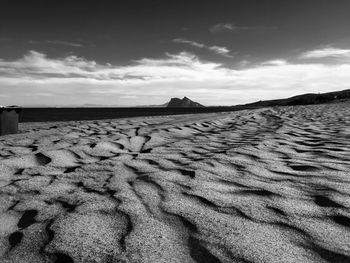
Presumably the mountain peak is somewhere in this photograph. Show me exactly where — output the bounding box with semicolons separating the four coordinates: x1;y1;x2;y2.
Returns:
167;97;204;107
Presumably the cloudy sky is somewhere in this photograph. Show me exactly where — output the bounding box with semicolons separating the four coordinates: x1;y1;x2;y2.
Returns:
1;0;350;106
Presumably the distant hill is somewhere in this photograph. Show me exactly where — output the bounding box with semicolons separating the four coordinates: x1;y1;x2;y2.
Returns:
239;89;350;108
166;97;204;107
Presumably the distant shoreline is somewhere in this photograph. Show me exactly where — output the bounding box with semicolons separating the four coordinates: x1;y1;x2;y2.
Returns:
18;107;247;123
14;88;350;122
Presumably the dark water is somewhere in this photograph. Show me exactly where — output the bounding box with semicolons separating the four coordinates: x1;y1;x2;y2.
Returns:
19;107;248;122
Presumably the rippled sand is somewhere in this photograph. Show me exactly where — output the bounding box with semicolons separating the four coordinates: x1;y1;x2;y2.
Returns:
1;102;350;263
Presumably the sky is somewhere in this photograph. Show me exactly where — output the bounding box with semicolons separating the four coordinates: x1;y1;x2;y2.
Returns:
1;0;350;106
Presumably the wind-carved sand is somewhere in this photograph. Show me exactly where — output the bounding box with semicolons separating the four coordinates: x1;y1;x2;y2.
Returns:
1;102;350;263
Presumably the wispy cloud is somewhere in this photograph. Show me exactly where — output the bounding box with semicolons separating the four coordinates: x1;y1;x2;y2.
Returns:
0;49;350;106
28;40;83;47
210;23;245;33
172;38;233;57
172;39;205;48
209;23;277;33
0;37;11;42
28;40;41;44
300;47;350;59
208;46;232;57
46;40;83;47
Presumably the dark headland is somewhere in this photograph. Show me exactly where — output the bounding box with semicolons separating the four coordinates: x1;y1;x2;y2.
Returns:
166;97;204;107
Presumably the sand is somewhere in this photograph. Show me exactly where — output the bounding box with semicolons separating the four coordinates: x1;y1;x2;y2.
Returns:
1;102;350;263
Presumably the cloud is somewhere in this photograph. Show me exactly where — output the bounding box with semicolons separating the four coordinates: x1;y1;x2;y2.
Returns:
172;38;233;57
46;40;83;47
261;60;288;66
209;23;277;33
0;50;225;82
300;47;350;59
0;51;98;78
208;46;232;57
0;37;11;42
209;23;240;33
28;40;83;47
0;49;350;106
172;38;205;48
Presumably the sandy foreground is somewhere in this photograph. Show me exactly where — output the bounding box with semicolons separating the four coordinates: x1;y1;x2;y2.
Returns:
1;102;350;263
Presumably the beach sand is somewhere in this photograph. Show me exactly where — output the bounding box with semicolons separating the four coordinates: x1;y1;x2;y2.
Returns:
1;102;350;263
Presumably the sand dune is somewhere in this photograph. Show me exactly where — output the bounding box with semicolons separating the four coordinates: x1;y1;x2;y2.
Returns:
1;102;350;263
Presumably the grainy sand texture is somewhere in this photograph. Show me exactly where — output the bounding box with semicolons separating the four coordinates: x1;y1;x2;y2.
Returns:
1;102;350;263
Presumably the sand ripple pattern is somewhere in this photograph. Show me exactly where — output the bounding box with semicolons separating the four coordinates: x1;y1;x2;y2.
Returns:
1;102;350;263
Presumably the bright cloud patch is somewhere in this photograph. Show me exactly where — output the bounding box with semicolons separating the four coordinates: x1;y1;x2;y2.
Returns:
0;49;350;106
261;60;288;66
300;47;350;59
